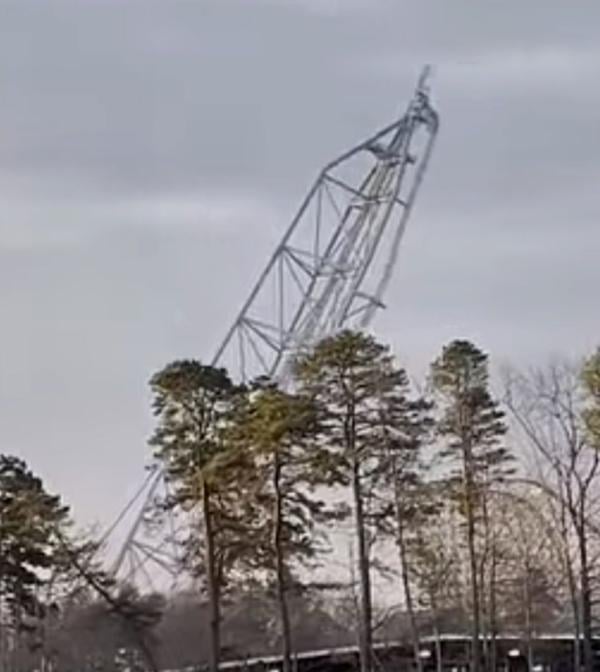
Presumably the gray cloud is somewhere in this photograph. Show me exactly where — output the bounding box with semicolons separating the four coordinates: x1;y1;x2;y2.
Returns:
1;0;599;529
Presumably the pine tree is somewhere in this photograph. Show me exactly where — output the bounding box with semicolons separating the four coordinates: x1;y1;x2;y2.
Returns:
583;348;600;448
294;330;421;672
430;340;511;672
228;380;333;672
149;359;247;672
372;364;433;671
0;455;70;665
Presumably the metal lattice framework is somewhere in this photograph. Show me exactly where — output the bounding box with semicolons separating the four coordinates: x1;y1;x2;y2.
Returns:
108;68;439;590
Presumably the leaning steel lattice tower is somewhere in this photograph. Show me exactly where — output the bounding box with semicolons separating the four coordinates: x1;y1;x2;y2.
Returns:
109;68;439;587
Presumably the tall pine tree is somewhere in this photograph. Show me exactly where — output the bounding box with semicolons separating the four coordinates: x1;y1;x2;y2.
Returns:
149;360;249;672
431;340;511;672
0;455;69;662
583;348;600;448
228;380;332;672
295;330;426;672
372;364;432;671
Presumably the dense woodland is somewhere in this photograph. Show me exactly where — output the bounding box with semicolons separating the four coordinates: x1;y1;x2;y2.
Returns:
1;331;599;672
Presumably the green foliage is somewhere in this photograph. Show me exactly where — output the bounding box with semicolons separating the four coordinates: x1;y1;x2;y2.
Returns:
0;454;70;628
430;340;512;670
230;379;345;590
149;360;239;492
10;333;600;669
149;360;251;582
294;330;432;672
294;329;433;529
582;348;600;447
431;339;513;495
0;453;162;670
228;382;331;572
295;330;415;485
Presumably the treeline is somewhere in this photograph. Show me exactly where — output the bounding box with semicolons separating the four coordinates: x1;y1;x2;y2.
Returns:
0;454;168;671
145;331;600;672
1;331;599;672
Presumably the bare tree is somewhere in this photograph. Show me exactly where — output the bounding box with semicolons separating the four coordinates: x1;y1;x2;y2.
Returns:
505;360;600;672
492;490;563;670
409;500;461;672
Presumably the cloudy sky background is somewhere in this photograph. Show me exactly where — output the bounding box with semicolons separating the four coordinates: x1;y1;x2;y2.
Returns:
1;1;600;536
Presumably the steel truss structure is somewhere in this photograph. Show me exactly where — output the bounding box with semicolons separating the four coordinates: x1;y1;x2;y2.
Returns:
109;68;439;589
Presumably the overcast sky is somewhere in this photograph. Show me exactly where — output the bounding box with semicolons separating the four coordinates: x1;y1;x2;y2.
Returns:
1;0;599;535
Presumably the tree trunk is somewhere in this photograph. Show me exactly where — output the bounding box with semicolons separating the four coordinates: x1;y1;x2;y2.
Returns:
463;446;481;672
479;558;488;670
392;466;422;672
0;587;4;672
567;553;581;672
558;503;580;672
352;456;373;672
578;521;593;672
202;481;220;672
431;600;443;672
273;451;292;672
488;542;498;672
429;591;444;672
524;564;533;672
479;485;497;672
